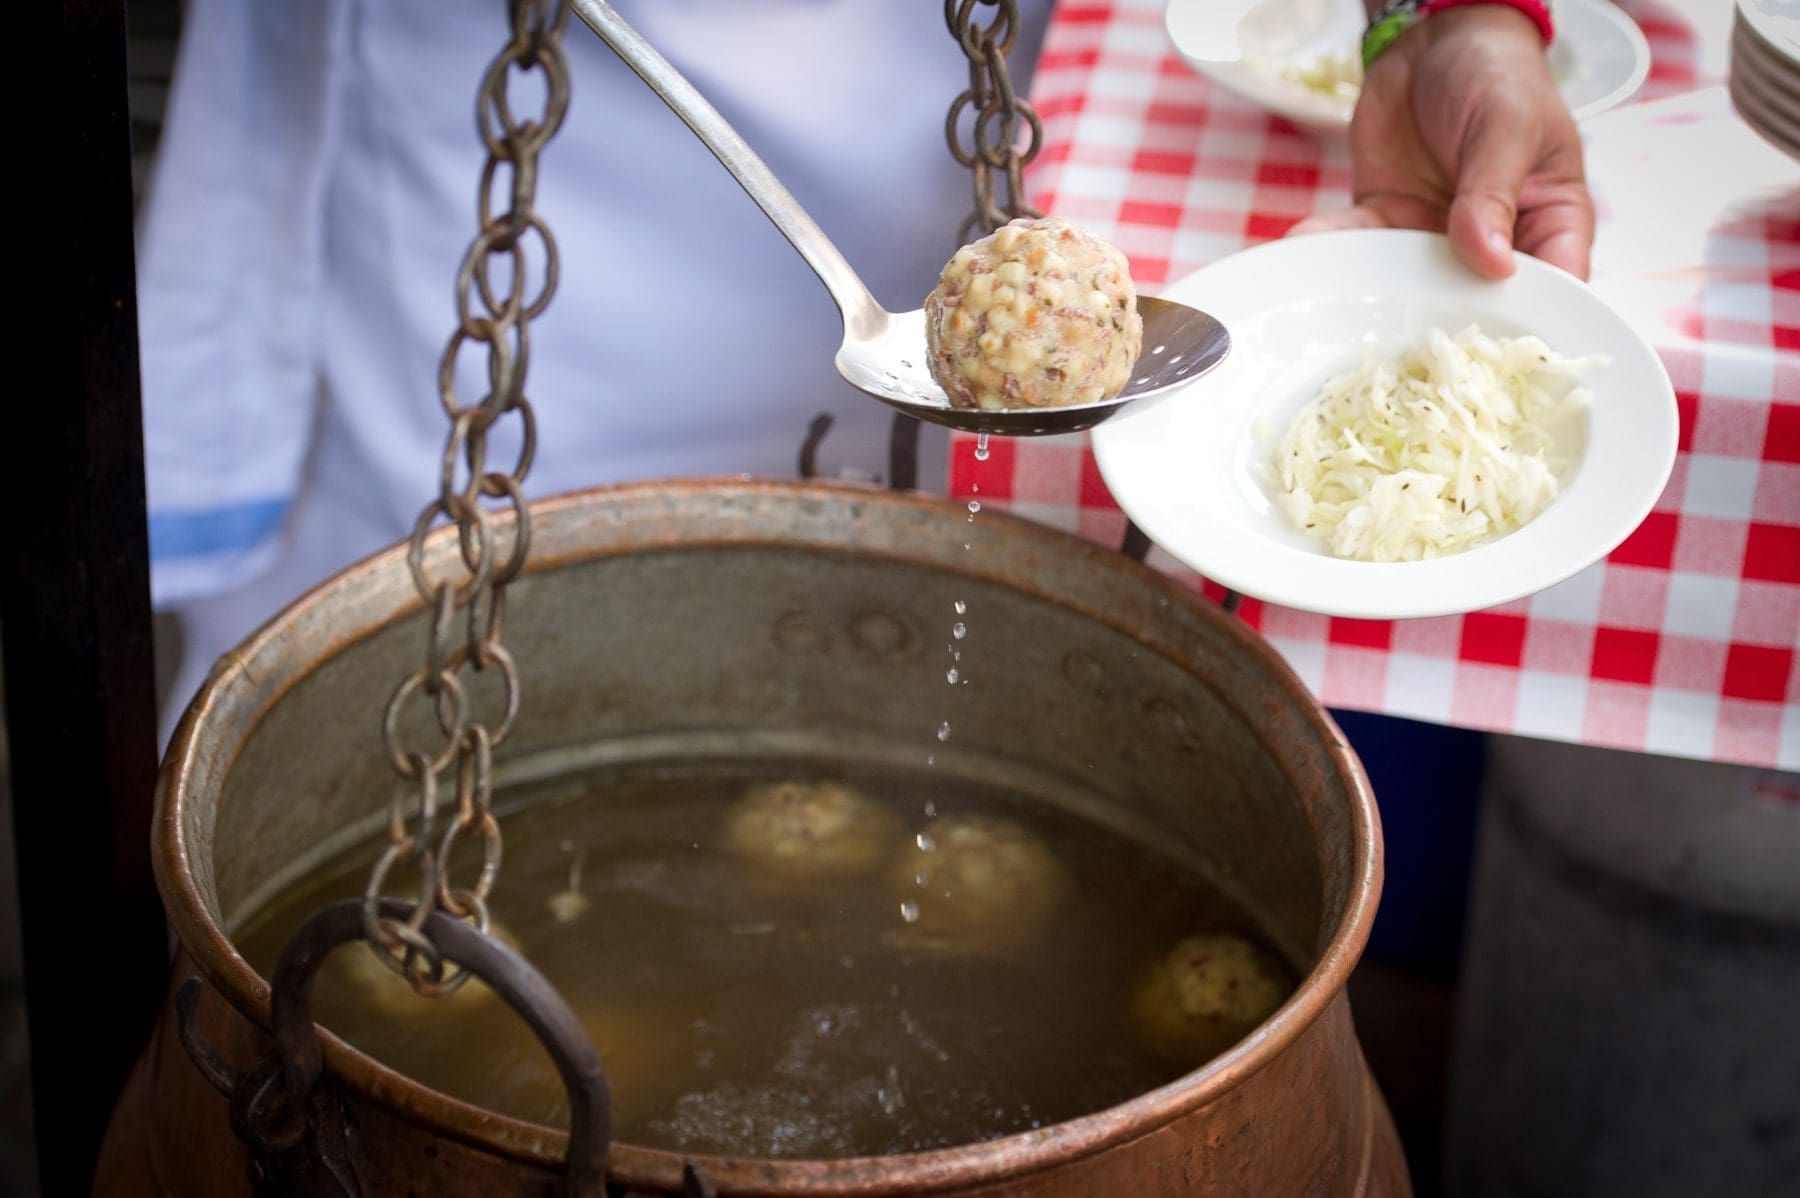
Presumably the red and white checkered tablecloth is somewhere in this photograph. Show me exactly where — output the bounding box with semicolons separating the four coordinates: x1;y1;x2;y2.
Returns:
948;0;1799;769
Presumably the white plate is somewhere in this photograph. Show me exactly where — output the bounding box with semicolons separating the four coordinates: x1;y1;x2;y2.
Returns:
1165;0;1652;137
1091;230;1678;620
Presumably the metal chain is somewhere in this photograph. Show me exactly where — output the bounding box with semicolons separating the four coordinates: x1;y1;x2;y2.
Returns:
365;0;569;997
945;0;1044;243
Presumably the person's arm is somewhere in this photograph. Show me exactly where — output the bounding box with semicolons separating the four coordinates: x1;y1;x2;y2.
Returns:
1294;2;1593;280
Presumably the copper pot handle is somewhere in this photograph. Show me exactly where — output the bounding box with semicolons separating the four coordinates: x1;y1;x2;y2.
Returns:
269;898;613;1197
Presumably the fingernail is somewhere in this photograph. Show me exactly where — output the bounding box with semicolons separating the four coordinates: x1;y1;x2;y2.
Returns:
1488;230;1512;258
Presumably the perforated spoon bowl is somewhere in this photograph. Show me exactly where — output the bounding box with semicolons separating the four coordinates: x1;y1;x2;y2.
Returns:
571;0;1232;437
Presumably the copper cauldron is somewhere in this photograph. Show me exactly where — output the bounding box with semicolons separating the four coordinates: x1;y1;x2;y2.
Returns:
100;480;1408;1196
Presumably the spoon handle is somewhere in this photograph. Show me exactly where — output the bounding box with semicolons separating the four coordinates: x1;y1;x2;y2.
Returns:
569;0;889;339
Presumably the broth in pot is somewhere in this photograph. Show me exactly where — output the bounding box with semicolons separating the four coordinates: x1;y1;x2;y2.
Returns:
238;752;1295;1160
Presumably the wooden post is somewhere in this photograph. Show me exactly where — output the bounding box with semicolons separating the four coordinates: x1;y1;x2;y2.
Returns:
2;1;169;1189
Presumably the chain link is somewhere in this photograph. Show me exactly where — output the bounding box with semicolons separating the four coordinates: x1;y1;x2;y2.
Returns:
945;0;1044;244
366;0;569;996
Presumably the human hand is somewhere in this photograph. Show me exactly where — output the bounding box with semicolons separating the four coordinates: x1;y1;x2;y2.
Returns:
1290;6;1594;280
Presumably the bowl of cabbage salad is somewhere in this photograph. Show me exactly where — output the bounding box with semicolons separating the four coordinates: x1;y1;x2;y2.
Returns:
1090;229;1677;620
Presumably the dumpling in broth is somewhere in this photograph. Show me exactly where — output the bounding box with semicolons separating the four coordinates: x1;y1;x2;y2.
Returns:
1130;934;1290;1067
326;919;524;1020
722;780;901;888
884;814;1071;958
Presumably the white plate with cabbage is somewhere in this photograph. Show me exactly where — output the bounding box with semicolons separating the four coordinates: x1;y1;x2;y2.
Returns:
1164;0;1651;137
1091;229;1677;620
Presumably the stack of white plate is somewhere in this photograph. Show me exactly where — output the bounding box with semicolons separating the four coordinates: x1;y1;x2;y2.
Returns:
1730;0;1800;159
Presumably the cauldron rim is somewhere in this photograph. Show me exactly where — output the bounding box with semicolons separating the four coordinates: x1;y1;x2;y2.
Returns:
155;478;1381;1194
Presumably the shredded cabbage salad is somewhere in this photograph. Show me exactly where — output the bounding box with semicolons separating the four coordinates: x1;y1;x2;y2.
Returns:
1269;326;1605;563
1274;50;1362;105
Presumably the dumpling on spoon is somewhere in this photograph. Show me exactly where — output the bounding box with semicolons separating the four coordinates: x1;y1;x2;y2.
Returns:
925;216;1143;411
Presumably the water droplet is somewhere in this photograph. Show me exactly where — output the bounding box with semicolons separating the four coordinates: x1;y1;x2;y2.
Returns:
936;721;951;742
954;600;967;615
878;1064;906;1114
924;800;938;818
915;871;929;886
946;668;959;685
899;900;921;923
926;753;936;767
952;622;967;639
974;432;991;461
916;832;936;852
967;500;981;515
971;482;980;494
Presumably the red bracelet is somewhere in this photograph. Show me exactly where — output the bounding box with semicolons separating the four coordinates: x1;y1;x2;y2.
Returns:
1363;0;1555;70
1424;0;1555;46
